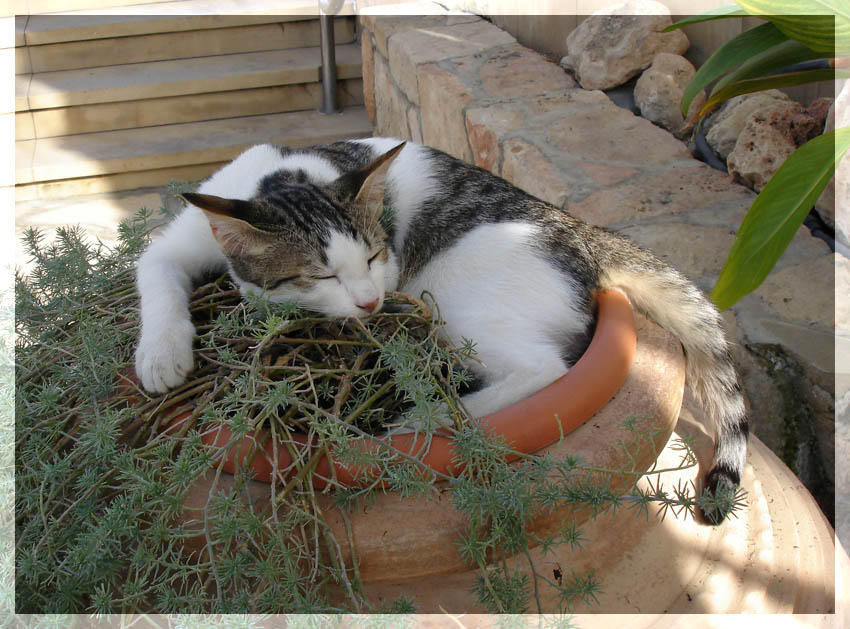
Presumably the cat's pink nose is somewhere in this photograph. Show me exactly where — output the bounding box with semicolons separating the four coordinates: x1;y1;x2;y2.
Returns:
358;299;379;314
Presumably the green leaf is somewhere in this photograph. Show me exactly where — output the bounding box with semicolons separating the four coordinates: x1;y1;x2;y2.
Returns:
735;0;849;55
664;5;748;31
699;68;849;117
710;127;850;310
679;21;789;117
710;38;825;95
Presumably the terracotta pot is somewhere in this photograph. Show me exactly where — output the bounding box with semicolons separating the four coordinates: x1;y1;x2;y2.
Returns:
179;301;688;584
168;289;640;487
357;421;847;616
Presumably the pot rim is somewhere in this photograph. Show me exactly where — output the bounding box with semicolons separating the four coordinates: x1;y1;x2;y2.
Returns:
167;289;637;487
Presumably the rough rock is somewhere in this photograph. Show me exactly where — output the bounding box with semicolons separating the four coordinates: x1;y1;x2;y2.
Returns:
726;101;820;192
815;81;849;248
704;90;793;161
634;52;706;138
806;96;834;132
560;1;689;91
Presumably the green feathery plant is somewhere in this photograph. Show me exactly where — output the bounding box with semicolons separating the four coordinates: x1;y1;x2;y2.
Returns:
666;0;850;309
14;199;742;619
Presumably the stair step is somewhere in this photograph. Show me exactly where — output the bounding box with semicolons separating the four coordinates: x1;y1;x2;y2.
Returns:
4;0;179;18
18;1;353;43
20;16;356;74
16;107;372;191
18;43;363;112
16;79;365;140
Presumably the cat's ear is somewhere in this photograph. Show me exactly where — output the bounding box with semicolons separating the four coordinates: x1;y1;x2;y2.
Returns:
335;142;406;213
182;192;274;258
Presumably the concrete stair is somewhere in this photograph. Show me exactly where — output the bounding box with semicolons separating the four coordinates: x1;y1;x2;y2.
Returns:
14;1;371;200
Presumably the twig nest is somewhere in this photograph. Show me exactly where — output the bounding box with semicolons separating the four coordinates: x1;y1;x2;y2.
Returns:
155;277;475;454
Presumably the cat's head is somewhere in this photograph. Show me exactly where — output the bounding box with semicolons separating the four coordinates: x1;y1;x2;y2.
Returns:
183;143;404;318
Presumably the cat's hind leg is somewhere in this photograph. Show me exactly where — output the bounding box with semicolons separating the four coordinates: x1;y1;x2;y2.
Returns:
458;343;569;420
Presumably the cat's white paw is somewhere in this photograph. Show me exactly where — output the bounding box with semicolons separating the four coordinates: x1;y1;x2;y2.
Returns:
135;318;196;393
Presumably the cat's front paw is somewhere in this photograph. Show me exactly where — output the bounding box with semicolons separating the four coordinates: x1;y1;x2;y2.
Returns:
135;318;196;393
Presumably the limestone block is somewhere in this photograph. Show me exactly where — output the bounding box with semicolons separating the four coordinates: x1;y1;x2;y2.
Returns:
465;105;525;174
361;33;376;123
374;53;413;140
417;62;475;162
704;90;792;161
407;107;424;144
567;165;753;228
618;222;738;283
475;44;576;100
360;7;479;58
547;96;691;166
387;19;515;105
560;1;689;90
501;138;570;208
633;52;705;138
465;104;525;172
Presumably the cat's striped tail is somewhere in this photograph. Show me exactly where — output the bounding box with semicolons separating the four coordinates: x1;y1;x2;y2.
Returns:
597;235;748;524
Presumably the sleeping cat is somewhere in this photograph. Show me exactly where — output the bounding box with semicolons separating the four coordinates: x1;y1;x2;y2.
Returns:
135;138;747;522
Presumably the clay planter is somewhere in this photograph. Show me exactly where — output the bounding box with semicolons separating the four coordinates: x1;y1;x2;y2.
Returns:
177;290;688;587
171;289;642;487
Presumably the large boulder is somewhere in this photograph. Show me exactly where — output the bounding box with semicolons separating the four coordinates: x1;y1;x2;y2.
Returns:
634;52;706;138
560;0;689;91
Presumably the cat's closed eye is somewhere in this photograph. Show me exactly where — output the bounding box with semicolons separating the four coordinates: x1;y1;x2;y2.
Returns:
266;275;299;290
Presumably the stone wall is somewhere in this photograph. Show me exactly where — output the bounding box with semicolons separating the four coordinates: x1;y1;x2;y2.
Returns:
358;6;840;529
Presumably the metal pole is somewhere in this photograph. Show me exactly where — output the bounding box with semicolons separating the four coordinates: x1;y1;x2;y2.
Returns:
319;12;340;114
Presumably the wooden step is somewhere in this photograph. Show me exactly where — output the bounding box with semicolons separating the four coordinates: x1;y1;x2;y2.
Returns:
4;0;179;18
19;16;356;74
17;43;363;112
16;79;365;140
8;0;351;20
15;106;372;198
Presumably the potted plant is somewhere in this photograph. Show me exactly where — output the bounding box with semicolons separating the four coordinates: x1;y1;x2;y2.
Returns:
16;210;715;615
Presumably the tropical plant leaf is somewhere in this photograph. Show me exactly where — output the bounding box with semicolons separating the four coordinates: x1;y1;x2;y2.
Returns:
698;68;849;118
677;21;789;117
710;38;825;95
663;5;748;31
710;127;850;310
735;0;849;54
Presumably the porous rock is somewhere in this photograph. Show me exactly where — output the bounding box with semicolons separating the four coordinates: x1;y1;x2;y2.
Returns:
727;100;822;192
560;1;689;91
634;52;705;138
704;90;793;161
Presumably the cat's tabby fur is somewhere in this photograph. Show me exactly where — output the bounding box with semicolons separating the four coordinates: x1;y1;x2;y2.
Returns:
135;138;747;522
